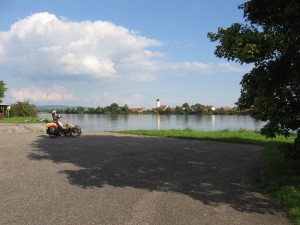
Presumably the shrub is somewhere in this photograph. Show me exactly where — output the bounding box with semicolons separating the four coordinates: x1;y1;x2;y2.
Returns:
10;101;37;117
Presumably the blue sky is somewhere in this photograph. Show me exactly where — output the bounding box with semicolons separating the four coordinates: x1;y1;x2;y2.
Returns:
0;0;250;108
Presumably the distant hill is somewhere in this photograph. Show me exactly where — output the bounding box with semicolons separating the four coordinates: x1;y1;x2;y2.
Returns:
36;105;76;111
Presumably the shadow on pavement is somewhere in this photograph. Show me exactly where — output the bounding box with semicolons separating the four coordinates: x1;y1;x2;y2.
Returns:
28;134;281;215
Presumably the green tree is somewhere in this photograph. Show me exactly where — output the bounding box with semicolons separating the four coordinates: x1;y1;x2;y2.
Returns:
0;81;8;103
157;107;165;114
191;103;205;114
71;107;77;114
94;106;104;114
10;101;37;117
103;106;111;114
65;108;71;114
76;106;85;114
86;108;94;114
110;103;120;114
175;106;184;115
208;0;300;144
122;104;130;114
165;107;173;114
182;103;191;114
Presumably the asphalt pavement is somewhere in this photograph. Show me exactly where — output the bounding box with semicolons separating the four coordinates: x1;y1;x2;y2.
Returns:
0;130;292;225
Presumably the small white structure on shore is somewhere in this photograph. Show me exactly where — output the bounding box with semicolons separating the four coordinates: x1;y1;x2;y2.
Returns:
156;99;160;108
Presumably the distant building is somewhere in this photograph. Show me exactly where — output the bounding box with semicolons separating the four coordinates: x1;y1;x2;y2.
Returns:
158;105;169;111
204;105;216;111
219;106;232;111
0;104;11;119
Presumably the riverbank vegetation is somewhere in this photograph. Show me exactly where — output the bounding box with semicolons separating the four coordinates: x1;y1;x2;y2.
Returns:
43;102;250;115
9;101;37;117
121;129;300;225
0;116;51;123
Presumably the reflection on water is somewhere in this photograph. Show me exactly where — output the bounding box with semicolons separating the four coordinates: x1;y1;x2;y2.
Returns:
156;115;160;129
211;115;215;128
39;114;265;131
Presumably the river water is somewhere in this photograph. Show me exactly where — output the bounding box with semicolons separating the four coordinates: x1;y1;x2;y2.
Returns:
39;114;265;131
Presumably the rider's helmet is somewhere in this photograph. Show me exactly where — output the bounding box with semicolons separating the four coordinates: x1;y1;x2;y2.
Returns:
57;115;62;119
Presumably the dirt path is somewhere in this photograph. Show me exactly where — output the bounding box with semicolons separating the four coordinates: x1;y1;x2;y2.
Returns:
0;126;292;225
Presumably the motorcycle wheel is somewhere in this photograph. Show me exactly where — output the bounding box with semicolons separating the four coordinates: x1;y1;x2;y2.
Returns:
71;128;81;137
48;127;57;138
63;131;71;137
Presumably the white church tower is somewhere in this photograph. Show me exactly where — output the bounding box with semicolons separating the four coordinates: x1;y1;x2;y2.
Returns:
156;99;160;108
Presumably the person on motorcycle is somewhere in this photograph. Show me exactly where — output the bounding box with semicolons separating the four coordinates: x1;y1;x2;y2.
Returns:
52;110;58;122
56;115;71;130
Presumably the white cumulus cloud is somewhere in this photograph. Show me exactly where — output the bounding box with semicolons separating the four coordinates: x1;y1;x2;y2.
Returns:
0;12;161;80
0;12;245;85
11;84;73;102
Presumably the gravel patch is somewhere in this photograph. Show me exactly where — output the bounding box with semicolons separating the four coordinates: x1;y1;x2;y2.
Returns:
0;123;45;133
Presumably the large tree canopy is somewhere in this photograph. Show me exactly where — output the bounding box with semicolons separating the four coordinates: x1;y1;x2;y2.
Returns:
0;81;8;103
208;0;300;139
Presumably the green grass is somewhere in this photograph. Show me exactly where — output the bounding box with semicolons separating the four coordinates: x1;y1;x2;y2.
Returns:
121;128;294;144
0;116;51;123
262;142;300;225
121;129;299;225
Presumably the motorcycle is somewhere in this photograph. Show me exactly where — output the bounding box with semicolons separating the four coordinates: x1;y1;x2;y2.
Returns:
46;115;82;137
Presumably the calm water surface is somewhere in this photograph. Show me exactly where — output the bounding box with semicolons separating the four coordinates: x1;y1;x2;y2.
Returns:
39;114;265;131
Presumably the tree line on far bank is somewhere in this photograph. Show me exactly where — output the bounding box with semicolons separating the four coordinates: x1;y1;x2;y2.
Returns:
0;99;249;118
44;102;250;115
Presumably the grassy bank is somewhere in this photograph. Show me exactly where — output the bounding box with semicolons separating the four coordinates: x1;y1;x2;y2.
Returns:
0;117;51;123
121;129;300;225
121;128;294;144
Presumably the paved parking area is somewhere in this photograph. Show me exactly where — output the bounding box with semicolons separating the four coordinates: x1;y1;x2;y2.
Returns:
0;131;292;225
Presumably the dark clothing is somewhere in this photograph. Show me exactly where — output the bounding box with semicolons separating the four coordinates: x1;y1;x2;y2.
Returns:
52;112;58;122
